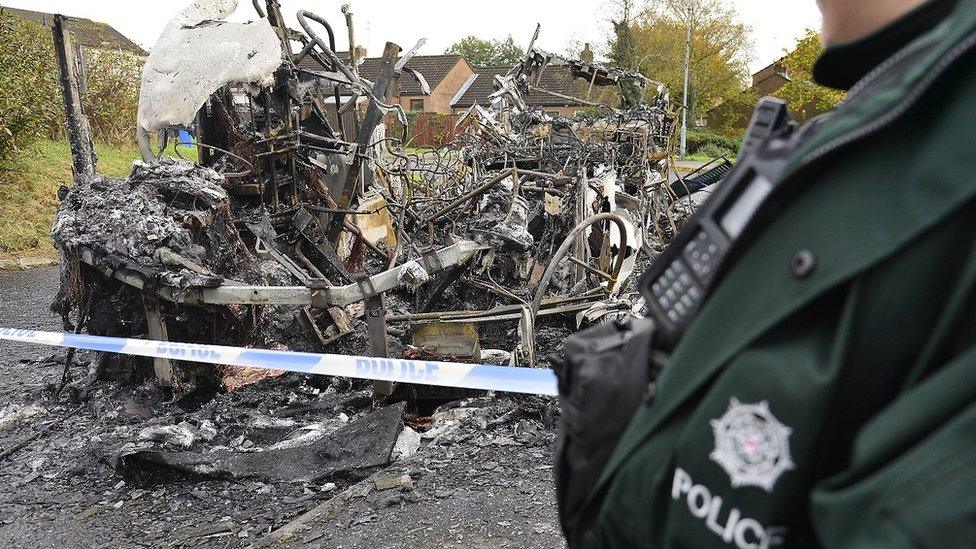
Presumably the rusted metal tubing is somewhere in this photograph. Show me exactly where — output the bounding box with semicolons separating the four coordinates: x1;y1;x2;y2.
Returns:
342;221;388;258
387;292;603;323
294;241;328;281
522;186;567;196
514;169;575;183
529;213;630;322
426;168;517;223
569;256;614;281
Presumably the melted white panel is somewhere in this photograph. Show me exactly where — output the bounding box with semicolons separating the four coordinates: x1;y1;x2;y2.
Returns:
138;0;283;131
174;0;237;25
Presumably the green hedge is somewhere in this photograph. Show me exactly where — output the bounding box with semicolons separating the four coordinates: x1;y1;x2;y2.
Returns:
0;10;141;170
0;11;60;168
685;129;741;157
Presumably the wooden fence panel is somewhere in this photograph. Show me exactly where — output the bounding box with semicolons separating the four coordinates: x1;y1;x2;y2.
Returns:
386;113;459;148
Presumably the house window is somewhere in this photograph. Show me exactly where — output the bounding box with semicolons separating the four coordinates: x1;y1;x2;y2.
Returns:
409;99;425;111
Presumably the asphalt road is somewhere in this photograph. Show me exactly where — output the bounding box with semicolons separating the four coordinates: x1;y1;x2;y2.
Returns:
0;266;64;400
0;266;565;548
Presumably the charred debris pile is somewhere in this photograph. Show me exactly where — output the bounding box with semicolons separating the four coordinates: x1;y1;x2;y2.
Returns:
51;0;705;399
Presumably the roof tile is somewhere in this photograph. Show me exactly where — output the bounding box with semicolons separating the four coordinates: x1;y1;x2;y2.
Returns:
298;53;465;96
1;5;146;55
453;63;591;108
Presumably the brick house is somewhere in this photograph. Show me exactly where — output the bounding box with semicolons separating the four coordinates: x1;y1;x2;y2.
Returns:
394;54;475;114
751;60;791;96
707;60;795;133
301;53;607;145
0;5;146;55
299;53;476;115
301;53;597;118
451;64;594;117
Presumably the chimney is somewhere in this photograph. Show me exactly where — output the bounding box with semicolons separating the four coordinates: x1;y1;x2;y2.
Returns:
581;42;594;63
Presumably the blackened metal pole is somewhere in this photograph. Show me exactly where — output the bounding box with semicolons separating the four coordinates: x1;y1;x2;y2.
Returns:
342;5;362;132
680;5;692;161
327;41;402;239
351;270;393;398
366;294;393;398
52;15;96;179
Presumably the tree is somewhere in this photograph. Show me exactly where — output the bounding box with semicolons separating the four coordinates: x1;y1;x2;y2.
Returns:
776;29;844;119
615;0;752;124
706;86;759;136
608;0;638;69
608;1;644;108
445;35;524;68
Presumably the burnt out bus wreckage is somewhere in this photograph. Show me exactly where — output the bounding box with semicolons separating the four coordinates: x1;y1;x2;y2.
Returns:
51;0;697;399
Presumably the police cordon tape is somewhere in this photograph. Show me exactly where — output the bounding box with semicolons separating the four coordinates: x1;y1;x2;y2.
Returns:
0;328;559;396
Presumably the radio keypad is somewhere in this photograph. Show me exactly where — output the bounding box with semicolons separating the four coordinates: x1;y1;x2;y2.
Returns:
683;231;721;284
651;260;704;326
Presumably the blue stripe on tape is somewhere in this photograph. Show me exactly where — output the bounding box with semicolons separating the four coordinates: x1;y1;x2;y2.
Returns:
63;332;129;354
460;365;558;395
237;348;322;371
0;328;558;396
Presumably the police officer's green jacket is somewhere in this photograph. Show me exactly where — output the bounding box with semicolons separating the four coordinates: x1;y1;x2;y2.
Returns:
579;2;976;547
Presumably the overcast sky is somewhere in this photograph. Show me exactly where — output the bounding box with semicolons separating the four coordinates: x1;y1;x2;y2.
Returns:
1;0;821;72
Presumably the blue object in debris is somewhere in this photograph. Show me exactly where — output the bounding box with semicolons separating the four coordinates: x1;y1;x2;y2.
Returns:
177;129;194;146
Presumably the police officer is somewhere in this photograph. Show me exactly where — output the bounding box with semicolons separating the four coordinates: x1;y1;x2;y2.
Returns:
556;0;976;546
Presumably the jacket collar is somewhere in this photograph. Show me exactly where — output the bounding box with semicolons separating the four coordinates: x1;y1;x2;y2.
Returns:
789;0;976;173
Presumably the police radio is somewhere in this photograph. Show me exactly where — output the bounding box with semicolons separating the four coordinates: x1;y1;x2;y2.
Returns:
642;97;796;350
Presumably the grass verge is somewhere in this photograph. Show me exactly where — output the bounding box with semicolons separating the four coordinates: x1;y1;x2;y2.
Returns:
0;139;197;259
684;154;734;163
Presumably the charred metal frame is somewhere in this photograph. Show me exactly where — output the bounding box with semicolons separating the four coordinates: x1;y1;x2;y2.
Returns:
53;2;688;394
76;242;483;308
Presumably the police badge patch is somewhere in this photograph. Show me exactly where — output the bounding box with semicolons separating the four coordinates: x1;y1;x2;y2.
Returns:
710;399;794;492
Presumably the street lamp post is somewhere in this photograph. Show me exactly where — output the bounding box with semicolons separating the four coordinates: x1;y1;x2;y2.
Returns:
680;4;692;160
